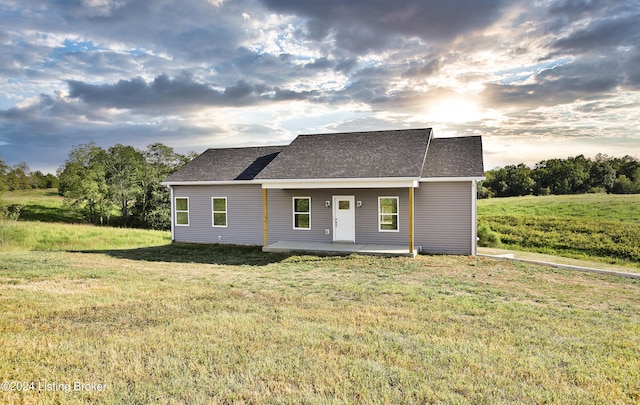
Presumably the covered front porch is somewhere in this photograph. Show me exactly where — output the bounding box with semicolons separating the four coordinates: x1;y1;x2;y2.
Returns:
261;185;418;258
263;241;417;257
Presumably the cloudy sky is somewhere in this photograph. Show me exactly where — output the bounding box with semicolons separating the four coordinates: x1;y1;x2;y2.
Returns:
1;0;639;173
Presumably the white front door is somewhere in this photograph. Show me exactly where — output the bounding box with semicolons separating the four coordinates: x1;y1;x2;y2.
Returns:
333;195;355;242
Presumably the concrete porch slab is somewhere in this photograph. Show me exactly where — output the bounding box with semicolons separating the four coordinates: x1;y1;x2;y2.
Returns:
263;240;417;257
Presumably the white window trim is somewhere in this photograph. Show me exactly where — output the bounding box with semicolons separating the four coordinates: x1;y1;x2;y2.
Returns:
292;196;311;230
378;196;399;232
175;197;190;227
212;197;228;228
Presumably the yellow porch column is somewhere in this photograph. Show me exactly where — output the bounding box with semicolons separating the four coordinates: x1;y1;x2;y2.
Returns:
263;188;269;246
408;187;414;255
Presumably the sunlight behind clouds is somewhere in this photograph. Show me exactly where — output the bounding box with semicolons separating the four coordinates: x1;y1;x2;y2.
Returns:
425;96;483;124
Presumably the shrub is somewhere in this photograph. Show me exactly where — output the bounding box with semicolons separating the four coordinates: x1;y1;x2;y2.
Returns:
535;186;551;196
477;224;502;248
0;203;23;247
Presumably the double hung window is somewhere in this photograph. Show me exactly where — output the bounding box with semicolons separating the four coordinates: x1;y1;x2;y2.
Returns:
212;197;227;227
293;197;311;230
175;197;189;226
378;196;399;232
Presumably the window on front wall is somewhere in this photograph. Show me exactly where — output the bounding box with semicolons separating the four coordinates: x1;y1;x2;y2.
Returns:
293;197;311;230
212;197;227;227
378;196;399;232
175;197;189;226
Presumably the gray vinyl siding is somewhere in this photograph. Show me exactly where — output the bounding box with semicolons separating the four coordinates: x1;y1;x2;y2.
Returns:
354;189;409;245
414;181;473;255
172;183;475;253
267;188;410;246
267;189;332;243
173;184;264;245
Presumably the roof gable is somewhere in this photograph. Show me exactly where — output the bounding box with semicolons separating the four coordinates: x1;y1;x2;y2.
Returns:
164;145;284;182
256;128;432;180
421;136;484;178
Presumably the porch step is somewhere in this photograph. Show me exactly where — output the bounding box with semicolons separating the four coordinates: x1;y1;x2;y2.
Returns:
263;241;417;257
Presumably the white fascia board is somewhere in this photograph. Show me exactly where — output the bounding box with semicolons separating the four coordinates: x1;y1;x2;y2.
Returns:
161;180;261;186
162;178;423;188
261;178;420;189
420;176;485;182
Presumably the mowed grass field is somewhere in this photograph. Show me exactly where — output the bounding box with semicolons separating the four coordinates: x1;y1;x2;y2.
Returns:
1;190;639;402
0;188;81;223
478;194;640;268
1;239;639;403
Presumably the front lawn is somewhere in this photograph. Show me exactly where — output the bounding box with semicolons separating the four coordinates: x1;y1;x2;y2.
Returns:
1;243;639;403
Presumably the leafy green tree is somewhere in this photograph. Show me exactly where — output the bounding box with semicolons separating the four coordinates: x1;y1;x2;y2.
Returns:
29;170;48;189
134;143;187;230
0;160;58;191
58;143;113;225
506;164;535;196
482;168;508;197
0;159;8;192
483;164;534;197
103;144;144;226
5;162;31;191
532;157;590;195
58;142;192;228
618;158;640;182
612;175;640;194
484;154;640;197
44;173;59;189
589;158;616;192
569;155;592;194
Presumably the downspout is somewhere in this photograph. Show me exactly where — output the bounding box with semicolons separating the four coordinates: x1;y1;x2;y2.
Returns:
263;188;268;247
169;185;175;242
471;180;477;256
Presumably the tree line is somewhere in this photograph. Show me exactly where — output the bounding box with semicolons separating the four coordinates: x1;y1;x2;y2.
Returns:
57;143;195;230
0;161;59;191
480;154;640;198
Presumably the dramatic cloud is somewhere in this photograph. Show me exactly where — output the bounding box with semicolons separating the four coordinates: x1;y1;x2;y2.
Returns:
484;59;622;108
0;0;639;172
261;0;508;52
66;73;322;113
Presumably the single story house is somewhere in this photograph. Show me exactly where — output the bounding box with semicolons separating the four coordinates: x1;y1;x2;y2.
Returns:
162;128;484;256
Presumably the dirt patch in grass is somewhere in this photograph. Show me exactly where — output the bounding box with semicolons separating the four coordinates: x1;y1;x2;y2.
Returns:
5;278;105;295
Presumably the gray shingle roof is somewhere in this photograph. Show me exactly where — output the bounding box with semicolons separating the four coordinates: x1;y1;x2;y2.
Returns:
421;136;484;178
164;145;284;182
164;129;484;183
256;128;432;179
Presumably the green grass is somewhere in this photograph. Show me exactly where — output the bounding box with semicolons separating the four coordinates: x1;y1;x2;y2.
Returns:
1;188;82;223
0;221;170;252
1;242;639;403
1;189;169;251
478;194;640;223
478;194;640;267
